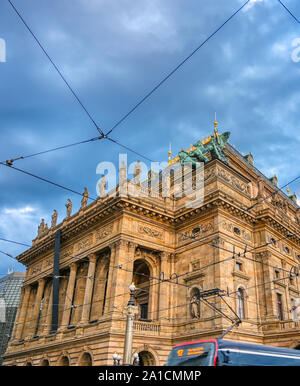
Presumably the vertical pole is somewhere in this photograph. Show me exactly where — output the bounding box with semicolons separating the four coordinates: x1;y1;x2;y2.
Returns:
51;229;61;333
123;286;137;366
123;307;134;365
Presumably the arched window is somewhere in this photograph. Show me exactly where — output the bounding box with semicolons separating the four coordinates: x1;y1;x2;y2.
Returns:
133;260;151;320
78;352;92;366
237;288;245;319
57;356;70;366
41;359;50;366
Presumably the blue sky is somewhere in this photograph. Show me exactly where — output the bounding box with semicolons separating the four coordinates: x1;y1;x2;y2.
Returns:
0;0;300;274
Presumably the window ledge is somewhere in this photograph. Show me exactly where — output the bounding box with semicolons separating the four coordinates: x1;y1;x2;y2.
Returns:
232;271;250;281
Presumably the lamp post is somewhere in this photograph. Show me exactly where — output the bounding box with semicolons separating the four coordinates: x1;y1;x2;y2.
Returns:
123;283;138;366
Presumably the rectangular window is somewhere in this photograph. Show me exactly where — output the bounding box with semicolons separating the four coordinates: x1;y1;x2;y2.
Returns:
235;262;242;271
140;303;148;320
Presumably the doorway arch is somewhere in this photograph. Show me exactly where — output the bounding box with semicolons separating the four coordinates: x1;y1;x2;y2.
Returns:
138;351;156;366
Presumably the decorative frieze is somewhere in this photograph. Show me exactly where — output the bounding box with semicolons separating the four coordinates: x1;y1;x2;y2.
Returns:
178;221;214;242
221;220;251;242
75;235;93;252
204;165;250;196
61;247;74;260
29;263;42;276
138;224;163;239
95;223;114;242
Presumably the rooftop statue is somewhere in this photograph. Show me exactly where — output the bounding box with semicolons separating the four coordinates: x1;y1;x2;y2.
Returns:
178;121;230;166
81;187;89;209
65;199;72;218
207;131;230;164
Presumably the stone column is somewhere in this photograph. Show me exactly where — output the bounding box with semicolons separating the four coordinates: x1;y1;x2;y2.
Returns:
80;254;98;325
15;285;31;340
168;253;176;320
104;241;135;314
43;285;53;335
103;243;117;315
59;262;77;330
10;287;25;341
29;278;46;337
159;252;171;320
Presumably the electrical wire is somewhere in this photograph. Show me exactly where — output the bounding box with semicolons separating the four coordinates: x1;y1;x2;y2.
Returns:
104;0;250;137
2;136;104;166
0;238;31;248
277;0;300;24
7;0;104;136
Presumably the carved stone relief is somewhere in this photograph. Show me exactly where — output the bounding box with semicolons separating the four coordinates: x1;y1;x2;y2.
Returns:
76;234;93;252
138;224;163;239
178;221;214;242
204;166;249;196
95;223;114;242
221;221;251;242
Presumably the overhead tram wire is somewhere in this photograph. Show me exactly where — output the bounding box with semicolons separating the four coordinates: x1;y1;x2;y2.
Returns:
4;0;250;166
104;0;250;137
2;135;104;166
0;161;98;202
277;0;300;24
0;238;31;248
3;135;154;166
7;0;104;137
0;250;18;263
105;137;154;163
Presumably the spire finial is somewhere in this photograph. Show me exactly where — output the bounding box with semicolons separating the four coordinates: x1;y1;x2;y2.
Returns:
214;112;218;138
287;186;290;196
168;143;172;165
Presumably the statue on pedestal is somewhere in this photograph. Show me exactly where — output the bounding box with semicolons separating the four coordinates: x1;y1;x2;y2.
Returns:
51;210;58;228
98;175;107;198
81;187;89;209
65;199;72;218
190;295;200;319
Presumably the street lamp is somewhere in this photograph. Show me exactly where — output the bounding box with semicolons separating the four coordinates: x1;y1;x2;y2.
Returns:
112;353;122;366
128;283;136;305
133;352;139;366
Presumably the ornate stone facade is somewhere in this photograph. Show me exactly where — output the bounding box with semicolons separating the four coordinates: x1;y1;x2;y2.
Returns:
3;145;300;366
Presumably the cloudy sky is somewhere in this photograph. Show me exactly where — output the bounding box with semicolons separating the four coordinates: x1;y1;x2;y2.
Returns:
0;0;299;274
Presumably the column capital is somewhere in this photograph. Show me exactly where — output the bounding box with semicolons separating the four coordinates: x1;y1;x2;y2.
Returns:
128;242;137;252
70;261;78;272
109;241;117;251
20;284;31;296
160;251;171;262
87;253;98;263
37;277;46;286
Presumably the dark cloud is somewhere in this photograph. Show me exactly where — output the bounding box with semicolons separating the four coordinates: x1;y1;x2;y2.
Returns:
0;0;300;273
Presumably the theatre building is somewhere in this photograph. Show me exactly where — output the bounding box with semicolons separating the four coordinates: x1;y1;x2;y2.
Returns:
3;125;300;366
